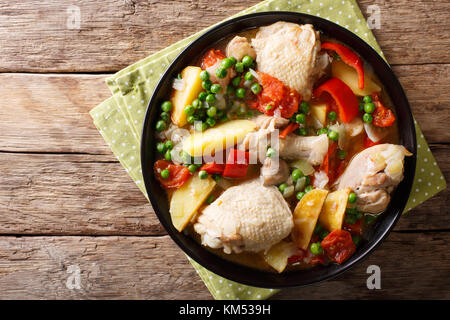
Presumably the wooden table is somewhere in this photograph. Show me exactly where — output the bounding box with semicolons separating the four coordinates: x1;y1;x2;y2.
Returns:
0;0;448;299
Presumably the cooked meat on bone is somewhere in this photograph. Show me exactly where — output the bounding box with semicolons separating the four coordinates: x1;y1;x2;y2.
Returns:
260;157;290;186
226;36;257;61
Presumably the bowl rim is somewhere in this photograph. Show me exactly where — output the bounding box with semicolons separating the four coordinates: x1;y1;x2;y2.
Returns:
141;11;417;288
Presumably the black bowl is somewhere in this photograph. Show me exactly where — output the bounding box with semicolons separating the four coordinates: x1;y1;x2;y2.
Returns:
141;12;416;288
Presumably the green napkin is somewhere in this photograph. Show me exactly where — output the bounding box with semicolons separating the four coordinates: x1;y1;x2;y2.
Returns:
90;0;446;300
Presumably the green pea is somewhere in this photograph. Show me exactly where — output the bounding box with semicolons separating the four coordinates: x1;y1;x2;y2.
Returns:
199;70;210;81
250;82;262;94
161;101;172;112
338;150;347;159
216;110;224;118
192;99;201;109
244;71;254;81
228;57;237;65
300;101;310;114
160;112;170;121
304;185;314;193
188;164;198;173
236;88;246;99
352;235;361;246
296;113;306;124
364;102;375;113
184;105;195;115
226;85;235;95
221;58;234;69
215;67;227;79
296;191;306;201
164;140;174;150
210;84;222;94
346;207;358;215
206;117;216;127
195;121;208;132
266;147;276;158
279;183;288;193
198;91;208;101
206;195;215;204
202;80;212;91
297;127;307;136
160;169;170;179
328;111;337;122
164;149;172;161
328;130;339;141
242;55;253;68
155;120;166;132
310;242;323;255
156;142;166;153
187;115;196;124
291;169;304;182
199;170;208;179
265;105;273;111
304;176;310;185
363;95;372;103
206;94;216;104
363;113;373;123
317;127;328;135
348;192;357;203
359;102;365;112
206;106;217;118
232;76;241;87
235;62;244;73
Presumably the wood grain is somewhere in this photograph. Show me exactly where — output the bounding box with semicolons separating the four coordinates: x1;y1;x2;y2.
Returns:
0;232;448;299
0;145;447;235
0;64;448;157
0;0;448;73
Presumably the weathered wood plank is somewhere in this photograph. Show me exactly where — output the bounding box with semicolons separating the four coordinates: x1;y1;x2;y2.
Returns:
0;232;448;299
0;0;448;73
0;64;448;157
0;152;163;235
0;145;447;235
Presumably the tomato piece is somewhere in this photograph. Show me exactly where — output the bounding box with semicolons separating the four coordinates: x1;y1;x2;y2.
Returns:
201;48;226;69
363;133;380;148
222;148;249;178
288;249;307;264
343;219;362;235
200;162;225;175
321;229;356;264
249;72;301;118
279;123;299;139
371;93;396;127
314;78;359;123
154;160;190;189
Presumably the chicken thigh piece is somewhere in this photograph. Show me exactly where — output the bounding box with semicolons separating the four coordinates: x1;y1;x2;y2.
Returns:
336;144;412;213
251;22;329;100
226;36;256;61
193;179;293;254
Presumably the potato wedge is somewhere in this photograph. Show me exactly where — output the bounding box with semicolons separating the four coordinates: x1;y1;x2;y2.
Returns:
182;119;256;157
310;103;327;128
318;188;351;232
169;174;216;232
292;189;329;250
264;241;297;273
331;60;381;96
170;66;203;127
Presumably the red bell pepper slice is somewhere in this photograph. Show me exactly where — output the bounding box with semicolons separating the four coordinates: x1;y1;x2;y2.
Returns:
314;78;359;123
223;148;249;178
154;160;190;189
279;123;299;139
371;93;396;127
200;162;225;175
322;42;365;90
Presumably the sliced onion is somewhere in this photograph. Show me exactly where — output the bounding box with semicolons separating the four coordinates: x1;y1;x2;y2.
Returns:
364;122;388;143
172;78;185;91
249;68;261;82
215;93;226;110
283;185;295;198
